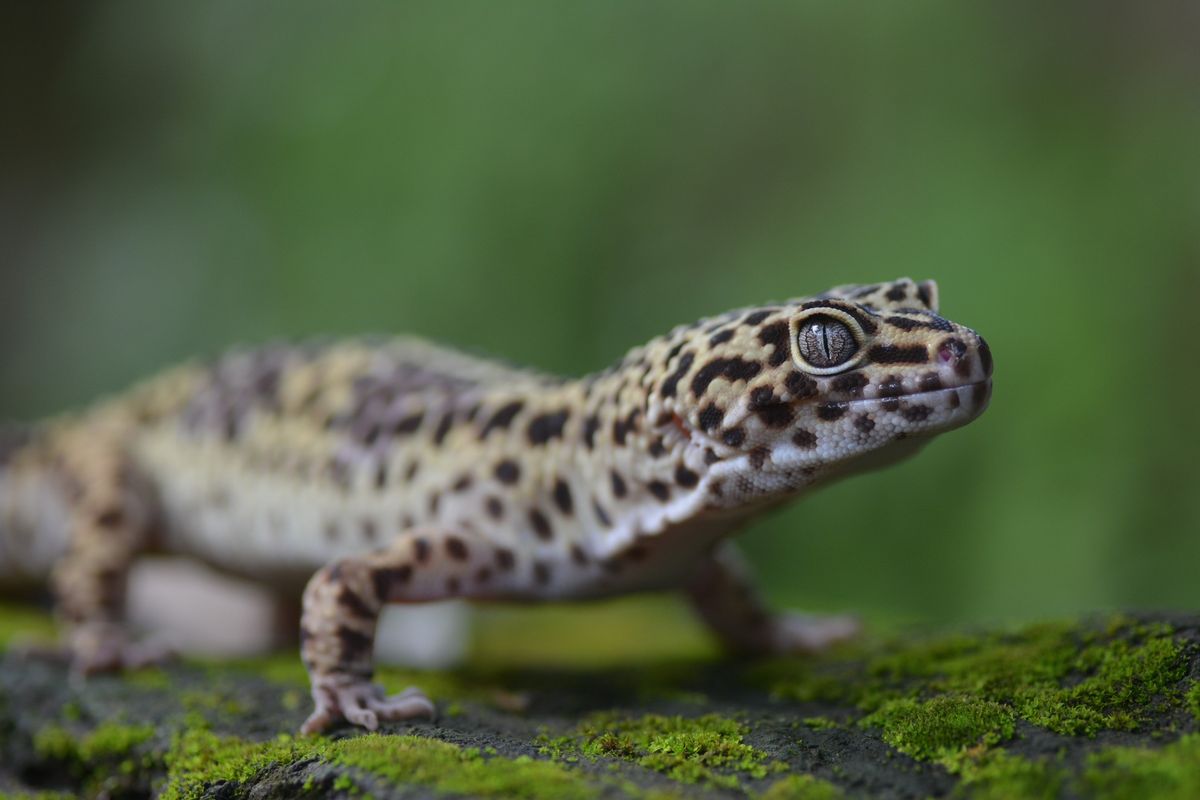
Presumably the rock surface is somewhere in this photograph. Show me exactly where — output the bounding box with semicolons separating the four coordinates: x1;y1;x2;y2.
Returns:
0;605;1197;799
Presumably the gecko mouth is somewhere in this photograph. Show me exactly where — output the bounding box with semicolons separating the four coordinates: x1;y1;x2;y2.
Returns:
837;379;992;413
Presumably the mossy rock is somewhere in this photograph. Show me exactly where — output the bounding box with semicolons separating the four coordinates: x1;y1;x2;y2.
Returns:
0;605;1197;799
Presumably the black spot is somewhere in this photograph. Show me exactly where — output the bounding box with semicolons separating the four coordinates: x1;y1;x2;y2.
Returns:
855;415;876;433
371;565;413;602
704;448;721;465
413;537;431;562
817;402;848;421
884;315;922;331
647;480;671;501
660;351;695;398
495;547;516;570
95;507;124;529
878;375;906;398
831;373;869;397
691;357;762;397
886;283;907;301
338;586;375;619
918;373;943;392
903;405;931;422
744;310;773;325
675;464;699;488
949;392;961;409
432;413;455;445
404;460;420;482
494;459;521;484
881;397;901;412
610;470;628;498
446;577;461;594
697;404;724;431
451;474;473;492
480;401;524;438
582;414;600;449
648;437;666;457
708;329;735;347
445;537;469;561
612;417;630;446
393;412;424;435
868;345;929;364
527;410;569;445
336;626;373;659
978;337;993;376
571;543;590;564
533;562;551;585
792;429;817;449
785;371;818;399
485;496;504;520
973;382;990;407
625;545;648;562
749;446;771;470
916;283;933;308
756;322;791;366
553;479;574;515
592;499;612;527
749;388;794;428
529;509;554;540
722;427;746;447
475;567;492;584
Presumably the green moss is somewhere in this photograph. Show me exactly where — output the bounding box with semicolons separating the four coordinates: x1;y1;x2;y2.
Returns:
335;734;596;800
801;716;838;731
159;729;599;800
545;711;779;789
953;751;1064;800
762;617;1190;738
1079;733;1200;800
34;721;154;763
862;695;1014;763
33;721;158;798
1186;681;1200;722
758;773;844;800
0;602;56;649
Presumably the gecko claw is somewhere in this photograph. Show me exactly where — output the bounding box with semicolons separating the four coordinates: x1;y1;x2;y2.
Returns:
302;675;435;734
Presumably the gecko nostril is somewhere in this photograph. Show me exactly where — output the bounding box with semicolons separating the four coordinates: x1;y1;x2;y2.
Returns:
937;337;967;365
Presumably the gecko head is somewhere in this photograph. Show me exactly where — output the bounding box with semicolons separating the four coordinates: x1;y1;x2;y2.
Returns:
653;278;992;500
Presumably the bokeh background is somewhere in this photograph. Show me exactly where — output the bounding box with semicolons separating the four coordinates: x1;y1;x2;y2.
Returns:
2;2;1197;632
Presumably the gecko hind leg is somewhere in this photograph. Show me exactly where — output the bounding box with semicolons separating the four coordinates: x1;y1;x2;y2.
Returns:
299;527;505;734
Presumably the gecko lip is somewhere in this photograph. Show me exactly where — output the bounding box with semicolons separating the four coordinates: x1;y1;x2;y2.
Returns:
838;379;992;409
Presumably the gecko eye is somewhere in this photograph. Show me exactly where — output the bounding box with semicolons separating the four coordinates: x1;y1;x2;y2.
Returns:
790;310;864;374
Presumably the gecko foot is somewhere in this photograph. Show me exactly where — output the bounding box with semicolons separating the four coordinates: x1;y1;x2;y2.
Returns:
66;622;176;676
301;675;435;734
769;612;861;655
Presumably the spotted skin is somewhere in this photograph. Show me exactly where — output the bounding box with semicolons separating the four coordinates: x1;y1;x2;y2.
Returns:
0;278;992;733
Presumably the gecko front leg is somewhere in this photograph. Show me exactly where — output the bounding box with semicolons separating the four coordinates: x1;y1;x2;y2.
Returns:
299;527;505;734
49;428;167;673
685;544;859;656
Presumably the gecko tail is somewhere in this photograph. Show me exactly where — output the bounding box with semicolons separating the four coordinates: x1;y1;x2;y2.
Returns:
0;423;67;589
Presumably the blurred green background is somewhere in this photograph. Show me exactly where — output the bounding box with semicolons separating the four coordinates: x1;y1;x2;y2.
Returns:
2;2;1197;629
